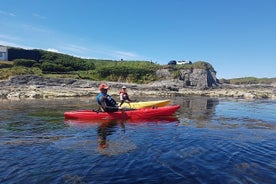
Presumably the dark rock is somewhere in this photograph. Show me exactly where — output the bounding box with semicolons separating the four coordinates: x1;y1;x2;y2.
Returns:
155;68;219;89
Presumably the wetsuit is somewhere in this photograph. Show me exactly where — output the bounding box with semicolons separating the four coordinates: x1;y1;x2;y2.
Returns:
96;93;119;112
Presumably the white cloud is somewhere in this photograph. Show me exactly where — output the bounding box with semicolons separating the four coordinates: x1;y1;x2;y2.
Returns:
47;48;59;53
0;34;22;42
0;34;27;48
21;24;48;33
0;10;16;17
0;32;144;61
32;13;46;19
0;40;34;50
79;47;142;60
59;44;90;54
0;34;41;50
113;50;138;59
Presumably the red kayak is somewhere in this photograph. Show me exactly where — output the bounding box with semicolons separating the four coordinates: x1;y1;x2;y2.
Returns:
64;105;180;120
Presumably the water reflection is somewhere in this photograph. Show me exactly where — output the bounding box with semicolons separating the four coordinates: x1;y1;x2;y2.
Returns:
97;120;125;149
173;96;219;120
65;116;179;156
173;96;276;130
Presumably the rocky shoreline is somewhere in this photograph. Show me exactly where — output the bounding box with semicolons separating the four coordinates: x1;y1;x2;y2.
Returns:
0;75;275;99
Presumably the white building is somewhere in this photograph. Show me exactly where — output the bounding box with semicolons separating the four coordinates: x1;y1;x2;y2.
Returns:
0;45;8;61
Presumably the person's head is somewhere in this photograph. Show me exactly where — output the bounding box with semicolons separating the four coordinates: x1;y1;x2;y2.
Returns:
122;86;127;91
99;84;109;94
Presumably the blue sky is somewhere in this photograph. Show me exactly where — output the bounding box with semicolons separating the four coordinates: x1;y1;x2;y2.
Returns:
1;0;275;79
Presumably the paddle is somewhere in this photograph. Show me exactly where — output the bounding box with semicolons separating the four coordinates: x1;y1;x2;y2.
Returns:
119;100;125;107
119;100;132;107
119;99;138;108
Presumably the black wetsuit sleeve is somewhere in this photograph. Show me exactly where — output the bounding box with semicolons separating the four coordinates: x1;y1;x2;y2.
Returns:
99;96;119;112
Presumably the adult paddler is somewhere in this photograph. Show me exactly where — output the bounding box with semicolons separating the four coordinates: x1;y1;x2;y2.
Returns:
96;84;122;112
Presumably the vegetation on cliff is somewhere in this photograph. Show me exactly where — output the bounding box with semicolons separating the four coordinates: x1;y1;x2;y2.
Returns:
220;77;276;85
0;47;216;84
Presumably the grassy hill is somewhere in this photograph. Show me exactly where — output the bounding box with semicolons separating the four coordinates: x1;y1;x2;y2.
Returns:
219;77;276;85
2;47;274;85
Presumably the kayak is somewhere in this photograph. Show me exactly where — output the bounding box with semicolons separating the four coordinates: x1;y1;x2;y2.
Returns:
64;105;180;120
118;99;171;109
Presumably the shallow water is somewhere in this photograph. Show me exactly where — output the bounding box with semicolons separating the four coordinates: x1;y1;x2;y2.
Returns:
0;96;275;184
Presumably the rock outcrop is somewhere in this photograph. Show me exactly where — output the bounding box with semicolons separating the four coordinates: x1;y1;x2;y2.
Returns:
155;68;219;90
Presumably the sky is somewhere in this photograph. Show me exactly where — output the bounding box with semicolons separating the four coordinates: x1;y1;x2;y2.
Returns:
0;0;275;79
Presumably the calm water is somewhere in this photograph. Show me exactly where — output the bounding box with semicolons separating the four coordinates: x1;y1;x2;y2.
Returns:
0;96;275;184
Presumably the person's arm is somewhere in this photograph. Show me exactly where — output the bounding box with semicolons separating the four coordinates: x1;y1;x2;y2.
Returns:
119;93;124;101
125;93;132;102
99;96;120;112
119;93;125;104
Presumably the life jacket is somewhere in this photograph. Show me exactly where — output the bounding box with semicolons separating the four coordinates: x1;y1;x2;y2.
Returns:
96;93;117;107
119;90;129;100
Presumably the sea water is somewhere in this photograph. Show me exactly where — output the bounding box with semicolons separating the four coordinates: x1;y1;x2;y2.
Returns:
0;96;275;184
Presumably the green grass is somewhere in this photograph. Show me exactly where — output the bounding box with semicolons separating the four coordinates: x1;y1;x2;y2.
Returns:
0;66;43;80
220;77;276;84
11;47;276;84
2;64;275;85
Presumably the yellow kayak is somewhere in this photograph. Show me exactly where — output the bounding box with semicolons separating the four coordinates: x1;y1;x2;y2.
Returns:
119;99;171;109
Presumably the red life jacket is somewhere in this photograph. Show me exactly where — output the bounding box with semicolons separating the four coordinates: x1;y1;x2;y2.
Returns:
119;90;129;101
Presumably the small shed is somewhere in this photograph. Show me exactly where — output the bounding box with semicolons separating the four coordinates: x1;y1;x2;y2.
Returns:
0;45;8;61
